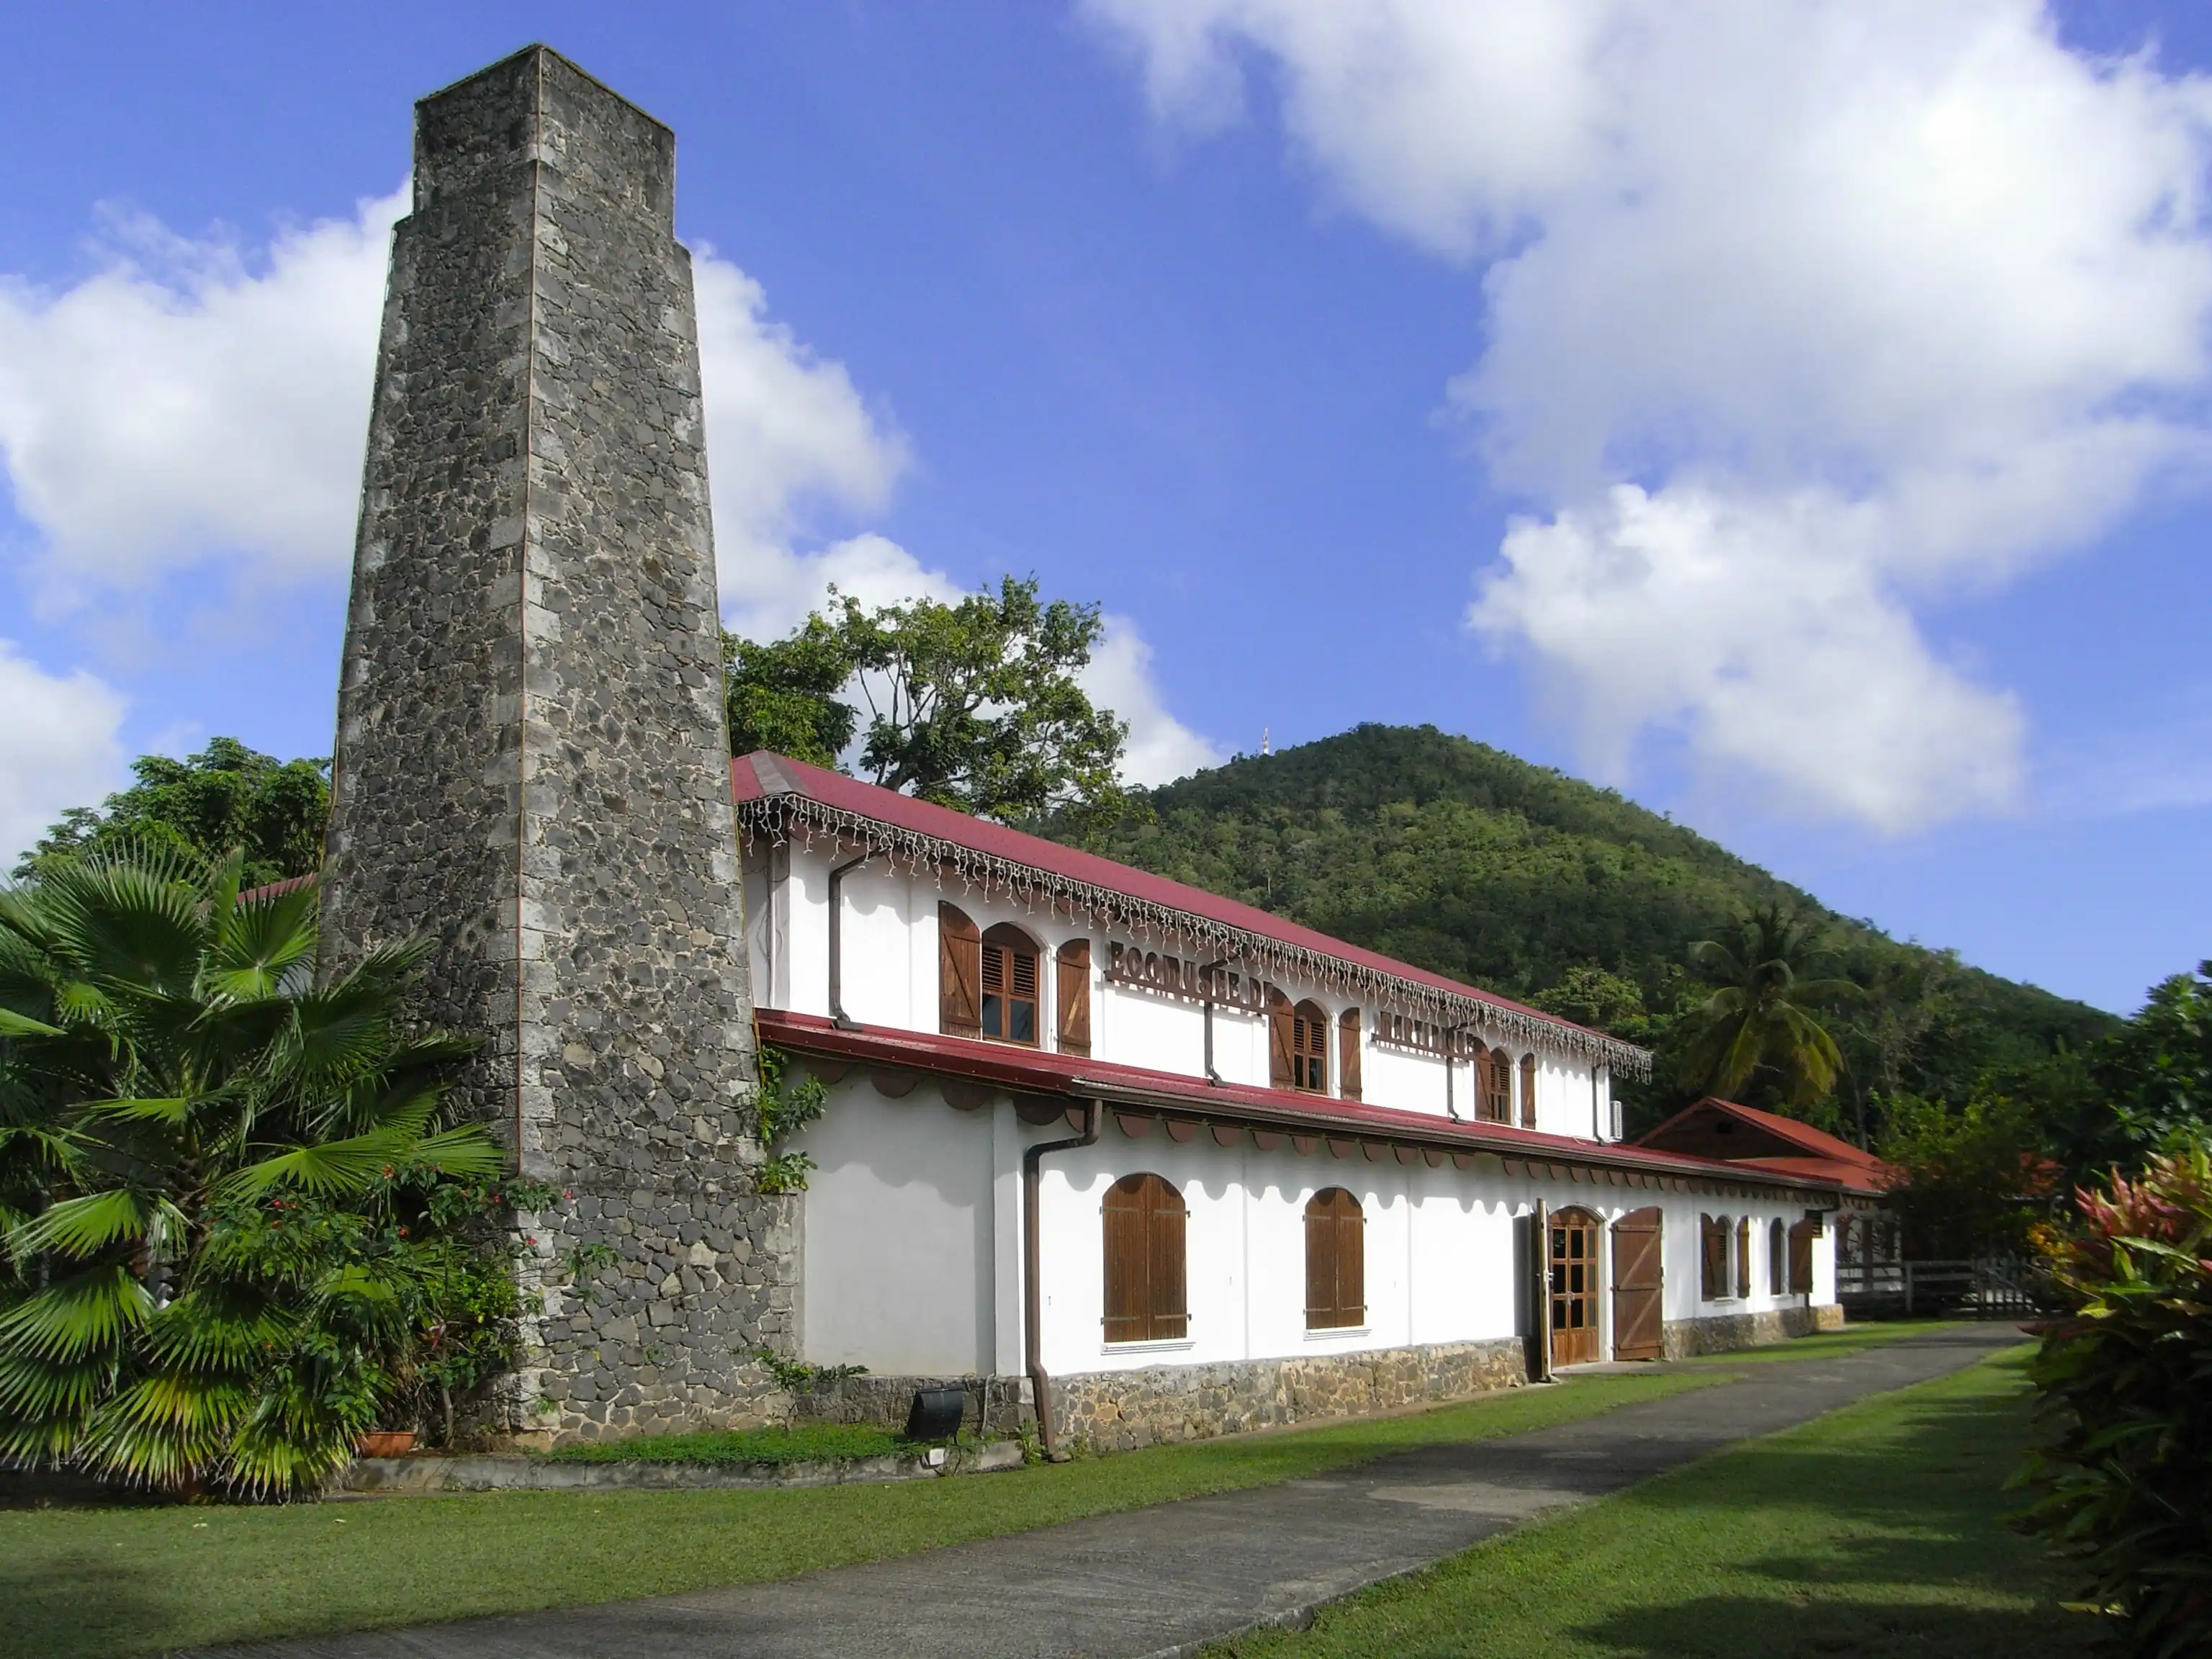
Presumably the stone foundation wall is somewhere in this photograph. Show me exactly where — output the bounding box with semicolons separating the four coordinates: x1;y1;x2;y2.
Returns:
1049;1339;1529;1454
1661;1303;1838;1358
789;1375;1033;1439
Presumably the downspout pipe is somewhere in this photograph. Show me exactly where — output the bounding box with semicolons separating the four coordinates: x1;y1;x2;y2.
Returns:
826;848;878;1031
1023;1097;1101;1462
1200;959;1228;1085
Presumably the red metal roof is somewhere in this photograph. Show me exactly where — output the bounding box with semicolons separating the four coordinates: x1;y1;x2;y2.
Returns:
1633;1096;1893;1196
757;1009;1848;1196
732;751;1614;1050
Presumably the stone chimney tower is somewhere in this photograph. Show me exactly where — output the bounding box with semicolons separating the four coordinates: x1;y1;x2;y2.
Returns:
323;46;790;1438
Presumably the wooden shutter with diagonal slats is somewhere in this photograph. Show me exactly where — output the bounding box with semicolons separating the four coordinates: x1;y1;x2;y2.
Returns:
1056;940;1091;1056
939;904;981;1036
1519;1053;1538;1128
1611;1207;1664;1360
1337;1009;1362;1101
1268;989;1294;1088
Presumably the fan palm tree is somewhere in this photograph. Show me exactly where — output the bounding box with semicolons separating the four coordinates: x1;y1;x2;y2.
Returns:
0;844;503;1496
1678;904;1858;1112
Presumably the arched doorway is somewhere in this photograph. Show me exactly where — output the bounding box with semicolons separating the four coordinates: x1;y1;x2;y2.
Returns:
1549;1207;1603;1367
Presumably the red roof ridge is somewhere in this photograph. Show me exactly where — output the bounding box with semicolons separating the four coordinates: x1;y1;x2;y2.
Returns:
732;751;1643;1067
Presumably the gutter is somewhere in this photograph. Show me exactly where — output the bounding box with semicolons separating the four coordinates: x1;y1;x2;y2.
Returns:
826;848;878;1030
1022;1097;1101;1462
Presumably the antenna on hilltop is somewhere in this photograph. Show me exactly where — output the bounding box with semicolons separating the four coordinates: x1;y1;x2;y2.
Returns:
1261;727;1271;757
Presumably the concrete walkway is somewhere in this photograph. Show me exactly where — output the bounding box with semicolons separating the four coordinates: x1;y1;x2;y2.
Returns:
211;1324;2023;1659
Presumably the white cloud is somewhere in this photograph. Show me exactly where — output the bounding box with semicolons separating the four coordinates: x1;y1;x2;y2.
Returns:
1083;618;1228;787
0;191;403;603
1089;0;2212;830
0;192;1218;789
0;642;127;866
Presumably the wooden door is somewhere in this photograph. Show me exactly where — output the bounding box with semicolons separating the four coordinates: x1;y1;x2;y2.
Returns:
1549;1208;1603;1367
1611;1207;1664;1361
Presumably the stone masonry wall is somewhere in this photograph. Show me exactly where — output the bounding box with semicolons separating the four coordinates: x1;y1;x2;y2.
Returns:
1661;1303;1838;1359
1051;1339;1529;1454
323;46;793;1440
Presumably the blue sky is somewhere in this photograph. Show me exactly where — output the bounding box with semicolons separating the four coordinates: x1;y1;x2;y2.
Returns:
1;2;2208;1015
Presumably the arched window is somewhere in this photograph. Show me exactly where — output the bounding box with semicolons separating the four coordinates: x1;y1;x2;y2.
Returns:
1519;1053;1539;1129
1481;1048;1513;1123
1291;999;1330;1092
979;923;1040;1046
1768;1218;1786;1294
1103;1173;1187;1344
1699;1213;1730;1300
1304;1187;1365;1330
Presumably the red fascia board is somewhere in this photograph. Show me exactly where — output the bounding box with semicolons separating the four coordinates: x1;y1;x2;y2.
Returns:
755;1009;1843;1195
1731;1156;1889;1196
733;752;1611;1046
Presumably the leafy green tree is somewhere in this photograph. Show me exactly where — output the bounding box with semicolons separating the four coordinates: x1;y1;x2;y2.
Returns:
723;577;1131;830
0;845;533;1496
1876;1089;2053;1258
723;616;859;768
1678;904;1857;1112
16;737;329;887
2094;961;2212;1163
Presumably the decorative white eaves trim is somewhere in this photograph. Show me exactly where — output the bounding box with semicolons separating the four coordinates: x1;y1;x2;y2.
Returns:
737;789;1653;1079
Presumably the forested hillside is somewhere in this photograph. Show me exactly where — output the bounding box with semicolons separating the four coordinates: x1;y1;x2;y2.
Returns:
1062;724;2113;1136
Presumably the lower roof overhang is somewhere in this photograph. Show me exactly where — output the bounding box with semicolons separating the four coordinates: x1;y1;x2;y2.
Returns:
757;1010;1848;1203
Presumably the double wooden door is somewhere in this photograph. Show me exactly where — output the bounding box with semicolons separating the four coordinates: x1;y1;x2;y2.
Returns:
1548;1208;1603;1367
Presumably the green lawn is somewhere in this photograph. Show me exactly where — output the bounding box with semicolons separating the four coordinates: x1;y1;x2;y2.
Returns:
1;1368;1724;1659
1205;1347;2094;1659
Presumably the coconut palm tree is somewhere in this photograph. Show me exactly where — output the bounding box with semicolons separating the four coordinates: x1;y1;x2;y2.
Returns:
1678;904;1857;1112
0;844;508;1496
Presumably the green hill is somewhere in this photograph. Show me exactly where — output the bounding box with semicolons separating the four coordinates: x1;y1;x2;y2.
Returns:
1068;724;2113;1135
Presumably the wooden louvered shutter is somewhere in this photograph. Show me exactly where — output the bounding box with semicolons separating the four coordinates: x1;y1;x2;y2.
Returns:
1056;940;1092;1057
1336;1192;1364;1325
1268;990;1294;1088
1789;1220;1815;1294
1150;1179;1187;1339
1699;1215;1725;1300
1337;1010;1362;1101
1102;1177;1147;1344
1519;1054;1538;1128
1768;1220;1785;1293
1737;1218;1752;1299
938;904;981;1037
1305;1197;1336;1329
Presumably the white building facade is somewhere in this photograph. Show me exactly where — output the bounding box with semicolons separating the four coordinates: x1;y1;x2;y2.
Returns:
736;752;1858;1452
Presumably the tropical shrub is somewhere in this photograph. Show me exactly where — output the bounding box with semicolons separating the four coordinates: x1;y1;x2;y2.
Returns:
2016;1147;2212;1655
0;845;541;1496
